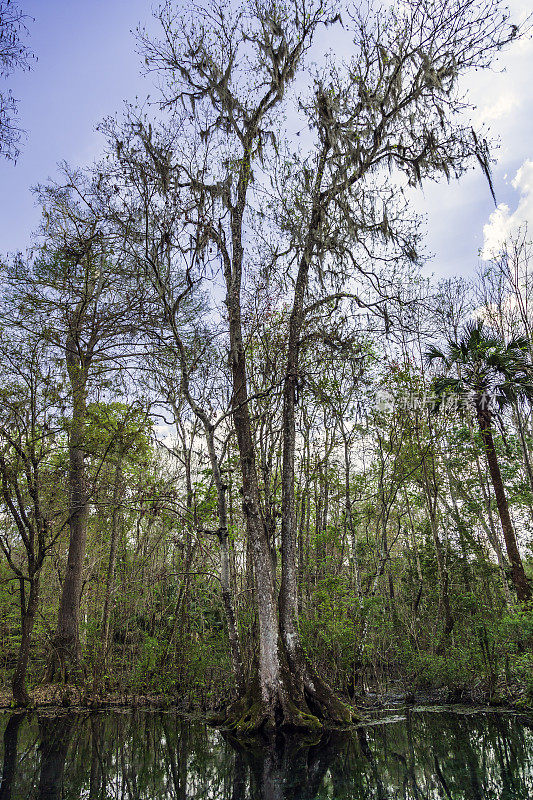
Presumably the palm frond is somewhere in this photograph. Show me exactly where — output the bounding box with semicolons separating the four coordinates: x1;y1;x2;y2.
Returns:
429;321;533;419
506;335;530;354
431;376;466;413
494;382;516;412
425;344;448;365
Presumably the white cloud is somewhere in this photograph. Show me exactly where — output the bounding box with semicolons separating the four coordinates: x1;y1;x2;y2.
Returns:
482;204;512;258
482;159;533;259
477;92;520;125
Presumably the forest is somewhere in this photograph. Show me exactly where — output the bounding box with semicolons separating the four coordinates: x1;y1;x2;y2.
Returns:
0;0;532;738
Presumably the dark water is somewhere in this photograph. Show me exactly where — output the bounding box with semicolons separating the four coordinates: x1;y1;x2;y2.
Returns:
0;707;532;799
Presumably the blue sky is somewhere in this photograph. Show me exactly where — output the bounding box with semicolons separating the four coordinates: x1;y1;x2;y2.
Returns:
0;0;154;253
1;0;532;278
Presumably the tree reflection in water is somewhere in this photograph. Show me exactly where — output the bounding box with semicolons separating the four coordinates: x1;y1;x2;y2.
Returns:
0;713;24;800
0;709;532;798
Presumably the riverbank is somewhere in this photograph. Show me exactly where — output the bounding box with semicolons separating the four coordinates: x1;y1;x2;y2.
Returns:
1;685;531;718
0;685;177;712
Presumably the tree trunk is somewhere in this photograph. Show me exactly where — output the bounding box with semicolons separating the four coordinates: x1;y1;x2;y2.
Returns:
12;576;39;707
94;455;123;692
476;402;532;602
227;285;286;728
279;144;353;726
223;148;285;730
224;161;322;731
471;449;512;606
223;131;351;731
48;333;89;681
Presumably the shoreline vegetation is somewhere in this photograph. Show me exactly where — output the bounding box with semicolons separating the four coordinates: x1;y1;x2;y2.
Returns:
1;688;532;722
1;0;532;734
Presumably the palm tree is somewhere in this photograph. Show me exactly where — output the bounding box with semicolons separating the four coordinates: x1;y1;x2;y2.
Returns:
426;321;532;602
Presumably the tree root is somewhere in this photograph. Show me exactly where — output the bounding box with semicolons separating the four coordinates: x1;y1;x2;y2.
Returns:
303;667;360;725
218;677;356;738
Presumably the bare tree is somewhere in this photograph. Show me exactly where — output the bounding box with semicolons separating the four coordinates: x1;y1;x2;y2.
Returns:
0;0;34;161
276;0;520;721
101;0;521;731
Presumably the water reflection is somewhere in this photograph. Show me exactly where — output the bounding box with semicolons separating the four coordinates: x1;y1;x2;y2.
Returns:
0;707;532;798
0;713;24;800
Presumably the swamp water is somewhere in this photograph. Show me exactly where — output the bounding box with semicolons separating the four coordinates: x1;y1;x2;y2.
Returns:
0;707;532;798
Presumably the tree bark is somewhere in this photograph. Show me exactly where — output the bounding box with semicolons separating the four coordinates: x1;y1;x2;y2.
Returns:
48;328;90;681
227;282;285;726
476;401;532;602
469;444;513;606
12;576;39;707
